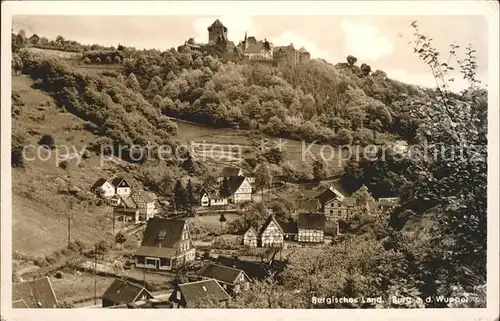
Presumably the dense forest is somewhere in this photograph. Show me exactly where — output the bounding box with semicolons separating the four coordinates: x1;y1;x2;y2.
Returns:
11;20;488;308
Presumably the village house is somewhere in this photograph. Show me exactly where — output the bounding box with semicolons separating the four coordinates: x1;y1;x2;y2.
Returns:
258;215;285;248
112;177;132;198
378;197;400;212
242;226;258;248
198;263;251;294
198;187;228;207
241;35;274;60
227;176;252;203
125;298;173;309
316;187;355;221
114;207;140;224
29;34;40;44
130;190;156;220
135;218;196;271
91;178;116;198
102;279;154;308
293;198;320;216
280;221;298;241
169;279;231;308
12;277;58;308
297;213;326;243
218;166;244;183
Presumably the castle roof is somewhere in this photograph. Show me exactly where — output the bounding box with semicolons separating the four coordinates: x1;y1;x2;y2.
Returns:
208;19;227;31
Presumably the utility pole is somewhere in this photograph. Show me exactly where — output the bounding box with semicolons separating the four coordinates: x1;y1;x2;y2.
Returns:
112;206;115;237
66;202;73;248
94;243;97;305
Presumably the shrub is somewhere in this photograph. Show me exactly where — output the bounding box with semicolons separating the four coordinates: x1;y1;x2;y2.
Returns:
114;56;122;64
38;134;55;149
95;57;101;63
83;57;91;64
105;56;113;64
59;160;68;169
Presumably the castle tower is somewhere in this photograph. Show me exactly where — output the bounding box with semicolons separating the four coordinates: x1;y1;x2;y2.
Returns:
207;19;228;43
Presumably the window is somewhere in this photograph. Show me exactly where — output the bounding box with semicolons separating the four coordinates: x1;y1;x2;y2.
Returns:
244;282;249;290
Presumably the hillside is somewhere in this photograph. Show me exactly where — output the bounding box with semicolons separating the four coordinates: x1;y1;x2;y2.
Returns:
10;33;432;258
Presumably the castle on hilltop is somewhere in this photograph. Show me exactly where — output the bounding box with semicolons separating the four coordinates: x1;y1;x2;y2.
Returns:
179;19;311;64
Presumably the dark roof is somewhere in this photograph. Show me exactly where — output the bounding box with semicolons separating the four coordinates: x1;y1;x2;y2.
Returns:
111;177;130;188
228;176;247;195
244;42;266;54
12;277;58;308
91;178;109;189
102;279;151;305
178;279;230;304
216;256;271;281
316;187;345;204
198;263;247;285
137;218;186;258
296;199;318;212
298;213;326;230
280;221;298;234
221;167;241;177
208;19;227;30
258;215;284;236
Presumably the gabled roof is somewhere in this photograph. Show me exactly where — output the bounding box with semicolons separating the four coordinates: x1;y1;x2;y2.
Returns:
12;277;58;308
121;196;138;209
91;178;110;189
228;176;247;196
112;177;130;188
208;19;227;30
244;42;269;54
216;256;271;281
258;215;284;236
244;226;257;237
136;218;186;259
132;190;155;203
102;279;152;305
178;279;230;304
298;213;326;230
316;187;345;204
198;263;249;285
221;167;242;177
280;221;298;234
296;199;319;212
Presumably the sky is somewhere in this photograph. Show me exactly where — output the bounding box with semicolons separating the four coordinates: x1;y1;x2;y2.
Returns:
12;15;489;92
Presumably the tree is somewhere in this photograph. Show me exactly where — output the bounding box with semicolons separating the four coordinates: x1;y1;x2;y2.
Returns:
352;185;375;209
115;232;127;250
264;147;284;165
370;119;383;143
12;131;27;168
105;56;112;64
312;156;329;182
186;179;196;214
219;213;227;232
405;21;487;296
346;55;358;67
95;57;102;64
220;177;231;198
39;134;55;149
360;63;372;76
114;56;122;64
255;163;273;203
173;180;187;212
282;162;296;186
334;128;353;146
126;72;141;91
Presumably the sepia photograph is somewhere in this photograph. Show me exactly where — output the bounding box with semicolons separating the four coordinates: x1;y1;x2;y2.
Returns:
1;1;499;320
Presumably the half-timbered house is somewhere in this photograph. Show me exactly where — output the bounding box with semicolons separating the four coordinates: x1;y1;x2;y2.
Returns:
130;190;156;220
198;263;251;295
242;226;258;248
297;213;326;243
258;215;284;248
